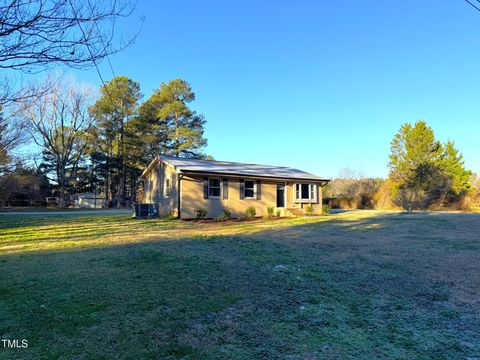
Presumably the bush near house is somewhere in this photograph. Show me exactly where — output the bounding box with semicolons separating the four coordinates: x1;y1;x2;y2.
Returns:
195;208;208;219
218;208;232;221
305;205;314;216
245;206;256;219
266;205;275;218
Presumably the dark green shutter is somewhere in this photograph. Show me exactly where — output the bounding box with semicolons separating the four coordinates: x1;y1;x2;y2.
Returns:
239;179;245;199
222;178;228;199
203;177;209;199
256;180;261;200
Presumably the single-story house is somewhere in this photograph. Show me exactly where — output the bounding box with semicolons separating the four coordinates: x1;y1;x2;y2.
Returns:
137;155;329;219
74;192;105;209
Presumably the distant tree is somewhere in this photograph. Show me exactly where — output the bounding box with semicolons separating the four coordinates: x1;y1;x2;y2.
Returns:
325;168;383;209
328;168;363;199
89;76;141;206
438;141;472;202
389;121;443;185
388;121;444;211
388;121;472;210
18;80;94;207
0;164;50;208
0;106;27;173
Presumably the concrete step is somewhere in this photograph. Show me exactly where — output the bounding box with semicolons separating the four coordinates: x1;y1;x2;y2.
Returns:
286;208;304;217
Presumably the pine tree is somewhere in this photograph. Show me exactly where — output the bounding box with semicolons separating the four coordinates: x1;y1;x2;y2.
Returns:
389;121;443;210
438;141;472;201
154;79;207;157
89;76;141;207
389;121;443;185
388;121;472;210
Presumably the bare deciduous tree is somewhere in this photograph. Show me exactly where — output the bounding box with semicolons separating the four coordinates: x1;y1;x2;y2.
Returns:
17;79;95;207
0;106;27;173
393;186;427;212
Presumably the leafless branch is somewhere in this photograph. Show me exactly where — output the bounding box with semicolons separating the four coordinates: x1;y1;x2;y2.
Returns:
0;0;139;72
14;77;96;206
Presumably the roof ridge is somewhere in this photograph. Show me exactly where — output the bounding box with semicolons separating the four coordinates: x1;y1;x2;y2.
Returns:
159;154;295;170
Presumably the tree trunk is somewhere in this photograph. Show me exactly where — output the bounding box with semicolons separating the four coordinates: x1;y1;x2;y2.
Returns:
118;168;126;207
118;121;126;207
174;114;179;156
58;187;65;208
57;161;66;208
105;147;111;207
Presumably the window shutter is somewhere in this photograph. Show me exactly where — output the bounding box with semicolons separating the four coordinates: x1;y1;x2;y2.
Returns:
239;179;245;199
203;177;209;199
222;178;228;199
256;180;261;200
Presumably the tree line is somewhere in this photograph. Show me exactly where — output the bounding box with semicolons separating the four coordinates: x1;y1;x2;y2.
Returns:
0;77;208;208
325;121;477;212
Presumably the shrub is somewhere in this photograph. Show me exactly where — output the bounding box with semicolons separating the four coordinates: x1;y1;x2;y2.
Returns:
245;206;256;219
276;210;281;217
322;204;331;214
195;208;207;219
374;178;397;210
266;205;275;218
324;174;383;209
218;208;232;221
305;205;314;216
392;186;426;212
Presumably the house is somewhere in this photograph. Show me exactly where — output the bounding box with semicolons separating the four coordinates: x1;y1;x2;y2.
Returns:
73;192;106;209
137;155;329;219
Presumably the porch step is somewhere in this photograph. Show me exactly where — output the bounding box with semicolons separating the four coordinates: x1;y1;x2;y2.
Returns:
286;207;304;217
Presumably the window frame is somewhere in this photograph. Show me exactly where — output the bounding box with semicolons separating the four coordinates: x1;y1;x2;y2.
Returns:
243;179;256;199
294;183;317;203
208;177;221;199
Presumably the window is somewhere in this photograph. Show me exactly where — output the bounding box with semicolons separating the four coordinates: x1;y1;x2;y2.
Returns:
164;178;170;198
295;183;317;202
244;180;255;198
208;178;221;198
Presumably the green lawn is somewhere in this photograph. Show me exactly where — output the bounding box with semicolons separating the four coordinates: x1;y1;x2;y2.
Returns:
1;211;479;359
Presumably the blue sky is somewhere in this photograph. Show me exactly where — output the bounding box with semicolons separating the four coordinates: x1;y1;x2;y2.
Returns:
62;0;480;178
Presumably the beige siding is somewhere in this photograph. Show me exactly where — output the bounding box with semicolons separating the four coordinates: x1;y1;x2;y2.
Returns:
180;175;323;219
285;181;323;210
141;159;325;219
142;161;179;216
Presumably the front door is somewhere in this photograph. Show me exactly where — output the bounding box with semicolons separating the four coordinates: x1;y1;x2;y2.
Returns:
276;183;285;208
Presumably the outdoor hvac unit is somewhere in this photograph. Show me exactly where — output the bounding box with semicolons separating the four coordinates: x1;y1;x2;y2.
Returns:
134;204;159;218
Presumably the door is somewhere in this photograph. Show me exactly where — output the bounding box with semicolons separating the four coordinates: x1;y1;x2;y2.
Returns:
276;183;285;208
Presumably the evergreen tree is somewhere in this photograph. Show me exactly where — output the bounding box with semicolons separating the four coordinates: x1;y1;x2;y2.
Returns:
389;121;443;210
438;141;472;201
89;76;141;206
388;121;472;210
154;79;207;157
389;121;442;185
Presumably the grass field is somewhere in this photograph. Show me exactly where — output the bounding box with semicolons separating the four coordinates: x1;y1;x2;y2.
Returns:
1;211;479;359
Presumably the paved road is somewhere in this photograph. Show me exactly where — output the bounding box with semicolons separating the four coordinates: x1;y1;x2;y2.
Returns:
0;209;133;215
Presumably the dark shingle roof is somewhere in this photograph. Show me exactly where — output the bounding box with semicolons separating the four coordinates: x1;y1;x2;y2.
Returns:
159;155;328;181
